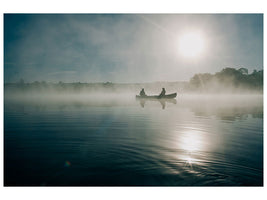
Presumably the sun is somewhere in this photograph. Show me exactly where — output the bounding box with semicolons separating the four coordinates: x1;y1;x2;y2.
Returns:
178;31;206;58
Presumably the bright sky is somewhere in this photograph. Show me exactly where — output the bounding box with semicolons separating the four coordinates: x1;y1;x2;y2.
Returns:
4;14;263;83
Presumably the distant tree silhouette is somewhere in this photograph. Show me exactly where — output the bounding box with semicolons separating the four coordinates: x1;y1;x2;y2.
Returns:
4;67;263;94
190;73;213;89
238;68;248;75
189;67;263;92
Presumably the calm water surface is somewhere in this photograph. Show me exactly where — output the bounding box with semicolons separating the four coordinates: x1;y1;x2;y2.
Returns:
4;94;263;186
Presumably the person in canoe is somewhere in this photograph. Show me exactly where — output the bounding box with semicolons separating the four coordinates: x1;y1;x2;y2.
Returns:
159;88;166;98
139;88;147;97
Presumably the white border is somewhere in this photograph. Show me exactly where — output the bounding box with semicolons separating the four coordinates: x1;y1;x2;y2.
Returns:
1;1;265;200
0;0;266;13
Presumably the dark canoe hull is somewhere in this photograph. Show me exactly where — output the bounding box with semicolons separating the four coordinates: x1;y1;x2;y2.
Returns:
136;93;177;99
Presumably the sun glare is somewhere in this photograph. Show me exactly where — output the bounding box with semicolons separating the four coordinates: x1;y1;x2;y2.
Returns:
178;31;206;58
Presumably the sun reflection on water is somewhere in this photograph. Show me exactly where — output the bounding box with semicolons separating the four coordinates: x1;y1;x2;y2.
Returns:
184;155;195;168
176;129;210;169
180;130;205;152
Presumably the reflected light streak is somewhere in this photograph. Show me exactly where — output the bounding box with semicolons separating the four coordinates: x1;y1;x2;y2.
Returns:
185;156;194;167
180;130;204;152
176;129;209;168
180;154;198;170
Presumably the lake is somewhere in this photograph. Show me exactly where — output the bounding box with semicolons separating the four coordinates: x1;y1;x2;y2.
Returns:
4;94;263;186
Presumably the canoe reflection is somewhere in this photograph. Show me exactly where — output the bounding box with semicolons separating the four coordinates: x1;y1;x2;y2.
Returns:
137;98;177;109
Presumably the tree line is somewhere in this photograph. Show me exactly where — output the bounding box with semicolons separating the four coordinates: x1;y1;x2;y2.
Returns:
4;67;263;94
187;67;263;92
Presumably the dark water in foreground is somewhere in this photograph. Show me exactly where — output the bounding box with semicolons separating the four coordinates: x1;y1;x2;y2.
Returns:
4;94;263;186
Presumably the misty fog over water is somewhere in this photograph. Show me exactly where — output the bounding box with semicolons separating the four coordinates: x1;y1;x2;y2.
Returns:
4;92;263;186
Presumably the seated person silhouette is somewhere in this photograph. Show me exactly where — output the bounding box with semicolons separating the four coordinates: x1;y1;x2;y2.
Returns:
159;88;166;98
139;88;146;97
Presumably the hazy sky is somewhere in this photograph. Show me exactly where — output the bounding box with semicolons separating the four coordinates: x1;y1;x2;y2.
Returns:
4;14;263;83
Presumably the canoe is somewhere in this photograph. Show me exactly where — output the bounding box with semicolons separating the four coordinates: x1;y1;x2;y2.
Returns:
136;93;177;99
